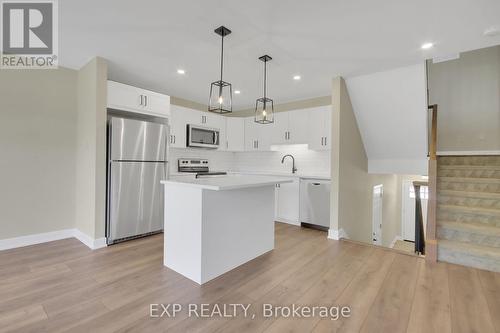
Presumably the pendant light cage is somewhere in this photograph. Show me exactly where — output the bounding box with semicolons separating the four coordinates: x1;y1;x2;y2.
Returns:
255;55;274;124
209;26;233;114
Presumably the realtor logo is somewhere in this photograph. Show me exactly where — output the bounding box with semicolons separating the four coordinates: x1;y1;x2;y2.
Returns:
1;0;58;68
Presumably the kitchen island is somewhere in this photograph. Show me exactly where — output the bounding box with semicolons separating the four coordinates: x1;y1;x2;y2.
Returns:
161;175;292;284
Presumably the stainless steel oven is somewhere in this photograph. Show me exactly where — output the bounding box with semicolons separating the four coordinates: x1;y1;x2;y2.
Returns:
187;124;219;149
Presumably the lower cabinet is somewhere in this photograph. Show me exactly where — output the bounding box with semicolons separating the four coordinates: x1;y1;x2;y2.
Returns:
274;179;300;225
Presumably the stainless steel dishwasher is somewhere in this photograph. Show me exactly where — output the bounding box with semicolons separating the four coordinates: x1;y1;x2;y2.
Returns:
300;179;331;231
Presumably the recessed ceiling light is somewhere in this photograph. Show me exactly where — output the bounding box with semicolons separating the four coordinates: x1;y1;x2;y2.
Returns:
177;69;185;74
421;42;434;50
293;75;301;80
484;26;500;37
234;90;241;94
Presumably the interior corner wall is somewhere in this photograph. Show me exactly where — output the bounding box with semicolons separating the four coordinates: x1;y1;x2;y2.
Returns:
75;57;108;240
330;77;409;245
0;68;78;240
428;45;500;152
330;77;371;241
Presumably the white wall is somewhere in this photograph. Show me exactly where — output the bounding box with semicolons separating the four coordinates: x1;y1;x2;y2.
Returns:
345;63;428;175
0;68;78;239
428;45;500;153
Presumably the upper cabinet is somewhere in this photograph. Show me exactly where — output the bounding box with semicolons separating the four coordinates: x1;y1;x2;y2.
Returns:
307;106;332;151
169;105;228;151
107;81;170;118
270;110;309;145
244;117;271;151
225;117;245;151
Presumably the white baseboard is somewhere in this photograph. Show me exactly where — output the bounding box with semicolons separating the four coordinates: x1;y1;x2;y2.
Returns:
328;228;349;240
0;229;75;251
390;235;404;248
73;229;107;250
0;229;107;251
275;218;301;226
437;150;500;156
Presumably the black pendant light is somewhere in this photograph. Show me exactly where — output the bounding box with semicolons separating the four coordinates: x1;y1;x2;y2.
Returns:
255;55;274;124
208;26;232;114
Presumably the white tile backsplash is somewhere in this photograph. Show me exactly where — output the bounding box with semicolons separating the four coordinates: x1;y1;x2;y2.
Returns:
169;144;330;176
233;144;330;175
169;148;235;173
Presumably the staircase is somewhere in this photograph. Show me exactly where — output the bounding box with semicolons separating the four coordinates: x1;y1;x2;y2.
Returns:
436;156;500;272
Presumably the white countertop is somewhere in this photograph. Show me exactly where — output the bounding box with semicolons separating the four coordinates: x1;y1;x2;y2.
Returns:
169;170;331;180
161;174;293;191
228;171;331;180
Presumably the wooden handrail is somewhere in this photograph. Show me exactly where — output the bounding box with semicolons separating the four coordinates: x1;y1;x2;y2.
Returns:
426;104;438;262
428;104;438;160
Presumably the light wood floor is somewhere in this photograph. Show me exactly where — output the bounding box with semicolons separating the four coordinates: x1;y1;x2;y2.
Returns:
1;223;499;333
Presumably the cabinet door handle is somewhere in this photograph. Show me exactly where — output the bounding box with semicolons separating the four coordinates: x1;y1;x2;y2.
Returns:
139;95;143;106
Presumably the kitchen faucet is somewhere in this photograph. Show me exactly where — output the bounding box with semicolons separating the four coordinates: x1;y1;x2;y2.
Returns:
281;154;297;174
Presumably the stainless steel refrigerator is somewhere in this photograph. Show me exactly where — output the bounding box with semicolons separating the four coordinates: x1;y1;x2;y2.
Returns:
107;116;168;244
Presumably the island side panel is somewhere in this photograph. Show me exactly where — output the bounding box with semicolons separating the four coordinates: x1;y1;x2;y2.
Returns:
200;185;275;284
164;184;203;284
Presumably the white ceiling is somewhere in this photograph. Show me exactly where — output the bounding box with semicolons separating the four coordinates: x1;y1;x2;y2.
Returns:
60;0;500;110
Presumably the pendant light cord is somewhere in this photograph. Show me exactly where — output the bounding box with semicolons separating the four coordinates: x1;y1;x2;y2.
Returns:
220;35;224;82
263;59;267;99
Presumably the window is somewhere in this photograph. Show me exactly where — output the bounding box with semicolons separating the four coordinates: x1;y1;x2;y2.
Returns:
409;186;428;200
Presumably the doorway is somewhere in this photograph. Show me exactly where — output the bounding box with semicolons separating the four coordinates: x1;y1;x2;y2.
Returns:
372;185;383;245
402;180;428;242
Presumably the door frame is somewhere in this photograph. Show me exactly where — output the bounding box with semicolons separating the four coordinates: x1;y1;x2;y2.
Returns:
372;184;383;246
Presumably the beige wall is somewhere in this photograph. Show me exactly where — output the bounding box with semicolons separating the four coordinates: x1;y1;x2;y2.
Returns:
0;68;78;239
75;57;108;239
229;96;331;117
428;45;500;152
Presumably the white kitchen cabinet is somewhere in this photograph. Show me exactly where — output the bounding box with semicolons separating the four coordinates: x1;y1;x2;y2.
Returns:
307;106;332;151
244;117;270;151
287;110;309;144
107;81;170;118
169;105;195;148
270;110;308;145
270;112;288;144
225;117;245;151
275;179;300;225
169;106;227;150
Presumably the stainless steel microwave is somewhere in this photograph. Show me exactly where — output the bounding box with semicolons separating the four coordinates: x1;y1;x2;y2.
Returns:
186;124;220;149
